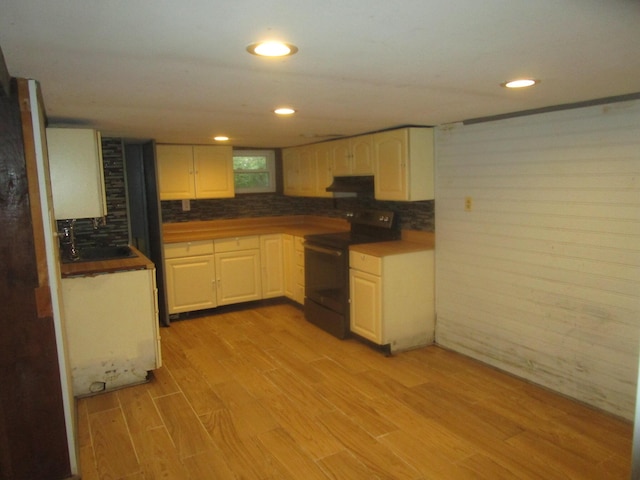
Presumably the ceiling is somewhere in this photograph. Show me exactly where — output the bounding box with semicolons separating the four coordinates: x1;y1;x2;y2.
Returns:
2;0;639;148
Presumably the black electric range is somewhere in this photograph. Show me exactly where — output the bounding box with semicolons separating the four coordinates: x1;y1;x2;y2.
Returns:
303;210;400;339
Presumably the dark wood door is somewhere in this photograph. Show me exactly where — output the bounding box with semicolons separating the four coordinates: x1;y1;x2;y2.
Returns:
0;79;71;478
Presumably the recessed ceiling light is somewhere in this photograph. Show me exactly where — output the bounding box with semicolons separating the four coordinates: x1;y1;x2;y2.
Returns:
213;135;229;141
501;78;539;89
274;107;296;115
247;41;298;57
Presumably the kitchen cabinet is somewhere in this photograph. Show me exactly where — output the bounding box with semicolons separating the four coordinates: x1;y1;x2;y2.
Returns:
373;127;434;201
164;240;216;314
282;142;336;198
331;134;374;176
294;235;306;304
283;234;305;303
313;141;335;197
282;145;315;196
260;234;284;298
282;234;296;300
214;236;262;305
349;248;434;352
156;144;234;200
61;268;162;396
46;127;107;220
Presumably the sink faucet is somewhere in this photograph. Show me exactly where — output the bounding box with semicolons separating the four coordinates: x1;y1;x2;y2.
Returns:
60;219;79;261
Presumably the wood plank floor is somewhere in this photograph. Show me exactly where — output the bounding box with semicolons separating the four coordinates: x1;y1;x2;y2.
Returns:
77;301;633;479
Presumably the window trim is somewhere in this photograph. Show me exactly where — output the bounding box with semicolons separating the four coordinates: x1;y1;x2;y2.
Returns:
232;149;276;194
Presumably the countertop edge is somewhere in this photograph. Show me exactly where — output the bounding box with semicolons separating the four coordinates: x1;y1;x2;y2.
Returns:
60;245;154;278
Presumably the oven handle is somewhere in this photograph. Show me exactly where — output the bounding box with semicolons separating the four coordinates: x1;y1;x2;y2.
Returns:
303;242;343;257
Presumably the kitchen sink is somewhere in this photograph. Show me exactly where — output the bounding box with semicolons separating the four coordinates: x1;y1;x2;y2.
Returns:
62;245;138;263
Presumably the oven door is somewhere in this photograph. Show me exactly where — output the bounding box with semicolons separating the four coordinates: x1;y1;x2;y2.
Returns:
304;242;348;315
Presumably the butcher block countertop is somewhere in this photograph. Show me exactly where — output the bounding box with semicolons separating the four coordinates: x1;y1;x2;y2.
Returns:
162;215;350;243
60;246;154;278
351;230;435;257
162;215;434;256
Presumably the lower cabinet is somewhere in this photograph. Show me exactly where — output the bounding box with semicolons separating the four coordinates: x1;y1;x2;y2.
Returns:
261;234;284;298
283;234;296;300
349;249;435;352
164;236;275;314
164;240;216;314
282;234;305;304
214;236;262;306
61;268;162;396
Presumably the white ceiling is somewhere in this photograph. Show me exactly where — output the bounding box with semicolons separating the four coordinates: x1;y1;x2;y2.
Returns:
2;0;639;148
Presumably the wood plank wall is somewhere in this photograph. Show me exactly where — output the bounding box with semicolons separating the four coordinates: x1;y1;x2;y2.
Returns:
434;99;640;420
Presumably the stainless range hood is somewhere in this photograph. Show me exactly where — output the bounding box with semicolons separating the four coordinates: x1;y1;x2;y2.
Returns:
325;175;374;194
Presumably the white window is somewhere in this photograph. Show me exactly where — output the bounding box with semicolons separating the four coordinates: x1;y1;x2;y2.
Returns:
232;149;276;193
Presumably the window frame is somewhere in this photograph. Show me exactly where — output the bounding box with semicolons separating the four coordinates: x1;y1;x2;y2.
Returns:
232;149;276;194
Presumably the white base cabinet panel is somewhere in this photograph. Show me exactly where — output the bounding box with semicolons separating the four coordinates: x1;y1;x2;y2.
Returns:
61;268;161;396
165;255;217;313
350;249;435;352
214;236;262;306
261;234;284;299
215;249;262;305
164;240;216;314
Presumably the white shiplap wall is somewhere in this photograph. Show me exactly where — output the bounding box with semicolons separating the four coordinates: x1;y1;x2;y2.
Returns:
435;100;640;419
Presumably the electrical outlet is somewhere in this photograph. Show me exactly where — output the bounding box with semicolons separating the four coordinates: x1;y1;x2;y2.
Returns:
464;196;473;211
182;199;191;211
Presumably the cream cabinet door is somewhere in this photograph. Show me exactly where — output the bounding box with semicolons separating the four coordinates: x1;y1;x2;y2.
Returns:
193;145;234;198
156;144;195;200
47;127;107;219
261;234;284;299
283;146;314;196
282;234;296;300
373;127;434;201
282;147;298;195
373;129;407;200
349;269;382;343
330;138;352;176
215;249;262;305
294;236;306;304
313;142;334;197
331;135;373;176
165;255;216;313
350;134;374;174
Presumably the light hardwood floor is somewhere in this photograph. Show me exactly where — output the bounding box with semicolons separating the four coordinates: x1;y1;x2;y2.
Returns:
77;301;633;479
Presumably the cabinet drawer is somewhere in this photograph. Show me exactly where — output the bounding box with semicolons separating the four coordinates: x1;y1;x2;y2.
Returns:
294;236;305;252
295;249;305;267
215;236;260;252
350;251;382;276
164;240;214;259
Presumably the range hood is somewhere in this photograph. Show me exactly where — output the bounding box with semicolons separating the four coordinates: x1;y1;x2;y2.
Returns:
326;175;374;193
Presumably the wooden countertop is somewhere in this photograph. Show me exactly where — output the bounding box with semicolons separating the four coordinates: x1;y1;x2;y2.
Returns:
162;215;435;257
60;245;154;278
162;215;350;243
350;231;435;256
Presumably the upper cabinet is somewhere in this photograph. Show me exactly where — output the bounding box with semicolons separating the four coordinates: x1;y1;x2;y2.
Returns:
156;144;234;200
373;127;434;201
282;127;433;201
331;134;374;176
282;145;314;197
283;143;333;198
46;127;107;220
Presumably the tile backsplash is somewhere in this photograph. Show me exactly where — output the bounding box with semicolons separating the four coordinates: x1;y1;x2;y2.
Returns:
161;194;435;231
